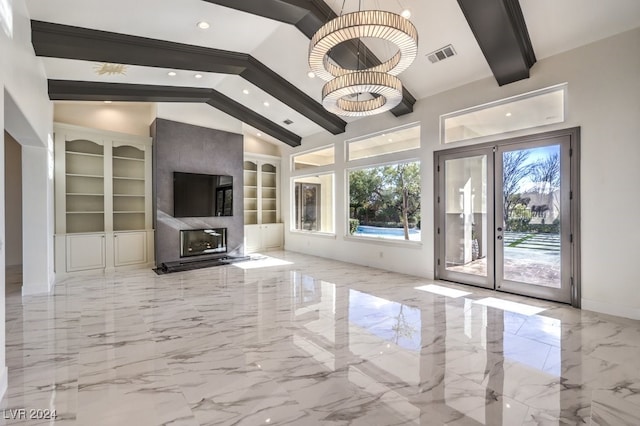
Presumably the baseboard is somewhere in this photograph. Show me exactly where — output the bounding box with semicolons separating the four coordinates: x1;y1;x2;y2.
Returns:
582;298;640;321
0;366;7;400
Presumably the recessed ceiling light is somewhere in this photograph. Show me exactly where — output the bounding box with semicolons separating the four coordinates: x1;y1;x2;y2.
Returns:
401;9;411;19
104;101;112;104
388;138;393;142
194;74;203;79
506;112;512;117
263;101;270;107
257;132;262;137
307;71;315;78
168;71;177;76
197;21;210;30
242;89;249;95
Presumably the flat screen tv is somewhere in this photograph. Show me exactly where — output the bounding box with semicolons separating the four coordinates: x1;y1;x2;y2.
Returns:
173;172;233;217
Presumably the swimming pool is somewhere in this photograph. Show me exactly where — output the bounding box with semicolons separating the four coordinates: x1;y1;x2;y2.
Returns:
355;225;420;239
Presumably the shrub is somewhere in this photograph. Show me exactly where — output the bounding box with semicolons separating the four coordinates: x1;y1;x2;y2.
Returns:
349;219;359;235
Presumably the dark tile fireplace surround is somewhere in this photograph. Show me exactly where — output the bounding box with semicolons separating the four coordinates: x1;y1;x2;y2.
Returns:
152;118;247;273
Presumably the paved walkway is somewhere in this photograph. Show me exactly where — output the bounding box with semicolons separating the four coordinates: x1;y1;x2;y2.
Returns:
448;232;562;287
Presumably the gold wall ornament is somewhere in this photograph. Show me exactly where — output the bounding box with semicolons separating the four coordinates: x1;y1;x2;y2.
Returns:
94;63;128;75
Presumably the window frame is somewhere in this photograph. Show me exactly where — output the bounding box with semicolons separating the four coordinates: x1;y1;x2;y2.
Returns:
345;157;423;245
440;83;568;145
291;143;335;172
290;171;336;236
345;122;421;162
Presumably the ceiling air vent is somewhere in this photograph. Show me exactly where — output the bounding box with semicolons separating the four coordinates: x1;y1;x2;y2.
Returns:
283;119;294;125
427;45;456;64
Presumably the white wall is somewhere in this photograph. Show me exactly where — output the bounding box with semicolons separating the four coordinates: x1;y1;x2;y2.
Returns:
0;0;55;398
244;134;281;157
54;102;155;137
283;28;640;320
4;132;22;266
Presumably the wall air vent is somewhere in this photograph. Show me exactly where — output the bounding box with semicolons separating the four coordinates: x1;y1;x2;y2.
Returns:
283;119;294;125
427;45;456;64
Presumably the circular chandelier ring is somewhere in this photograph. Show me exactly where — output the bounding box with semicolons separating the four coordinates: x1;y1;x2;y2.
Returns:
321;71;403;117
309;10;418;81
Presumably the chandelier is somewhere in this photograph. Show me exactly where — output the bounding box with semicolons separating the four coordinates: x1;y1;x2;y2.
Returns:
309;9;418;117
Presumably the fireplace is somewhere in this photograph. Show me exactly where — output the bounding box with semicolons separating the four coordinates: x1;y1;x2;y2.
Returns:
180;228;227;257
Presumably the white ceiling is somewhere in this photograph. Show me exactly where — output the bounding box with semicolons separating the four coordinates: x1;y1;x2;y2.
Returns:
26;0;640;146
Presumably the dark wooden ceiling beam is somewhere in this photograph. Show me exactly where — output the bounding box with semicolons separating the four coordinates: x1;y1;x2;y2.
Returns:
456;0;536;86
203;0;417;116
48;80;301;147
31;20;345;136
31;20;249;74
241;57;345;136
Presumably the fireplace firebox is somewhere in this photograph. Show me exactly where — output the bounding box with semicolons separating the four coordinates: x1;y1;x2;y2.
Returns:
180;228;227;257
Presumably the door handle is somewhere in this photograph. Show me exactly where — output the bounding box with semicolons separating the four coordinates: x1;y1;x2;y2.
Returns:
497;227;503;232
497;235;503;240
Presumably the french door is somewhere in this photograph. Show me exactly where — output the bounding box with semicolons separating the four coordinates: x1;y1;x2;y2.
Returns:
435;128;580;306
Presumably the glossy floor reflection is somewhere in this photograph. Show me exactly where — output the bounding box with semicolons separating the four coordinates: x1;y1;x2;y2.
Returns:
2;252;640;425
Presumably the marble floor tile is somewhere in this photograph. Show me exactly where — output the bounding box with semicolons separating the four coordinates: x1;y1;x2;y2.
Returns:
2;251;640;425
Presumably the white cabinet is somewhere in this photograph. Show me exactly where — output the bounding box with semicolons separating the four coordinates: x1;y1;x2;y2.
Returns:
66;234;106;272
244;223;284;254
54;123;154;274
114;231;147;266
263;223;284;249
245;224;263;253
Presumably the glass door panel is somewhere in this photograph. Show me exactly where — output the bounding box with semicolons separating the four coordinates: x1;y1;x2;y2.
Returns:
495;137;572;303
438;149;494;289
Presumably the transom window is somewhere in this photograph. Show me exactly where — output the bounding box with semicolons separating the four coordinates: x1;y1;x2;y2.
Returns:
292;146;335;171
347;124;420;161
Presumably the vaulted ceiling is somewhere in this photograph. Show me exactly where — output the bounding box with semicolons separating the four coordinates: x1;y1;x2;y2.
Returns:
25;0;640;147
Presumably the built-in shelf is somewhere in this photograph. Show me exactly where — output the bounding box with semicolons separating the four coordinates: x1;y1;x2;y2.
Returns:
66;151;103;158
67;211;105;214
113;156;145;162
66;173;103;179
55;123;153;274
113;176;145;181
243;157;280;226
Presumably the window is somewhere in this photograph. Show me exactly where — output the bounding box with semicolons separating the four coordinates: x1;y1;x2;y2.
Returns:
293;174;334;233
348;124;420;161
292;146;335;170
348;161;420;241
441;84;567;144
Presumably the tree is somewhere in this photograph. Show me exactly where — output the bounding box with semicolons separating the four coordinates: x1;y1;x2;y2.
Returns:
348;162;421;240
531;152;561;223
531;152;560;194
382;163;421;240
502;151;533;226
349;168;383;223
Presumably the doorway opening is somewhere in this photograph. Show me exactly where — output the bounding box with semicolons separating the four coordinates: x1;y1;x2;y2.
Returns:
434;128;580;306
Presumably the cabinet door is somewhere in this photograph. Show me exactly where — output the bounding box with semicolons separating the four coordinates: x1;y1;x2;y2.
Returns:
244;224;262;253
114;231;147;266
262;223;284;249
67;234;105;272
